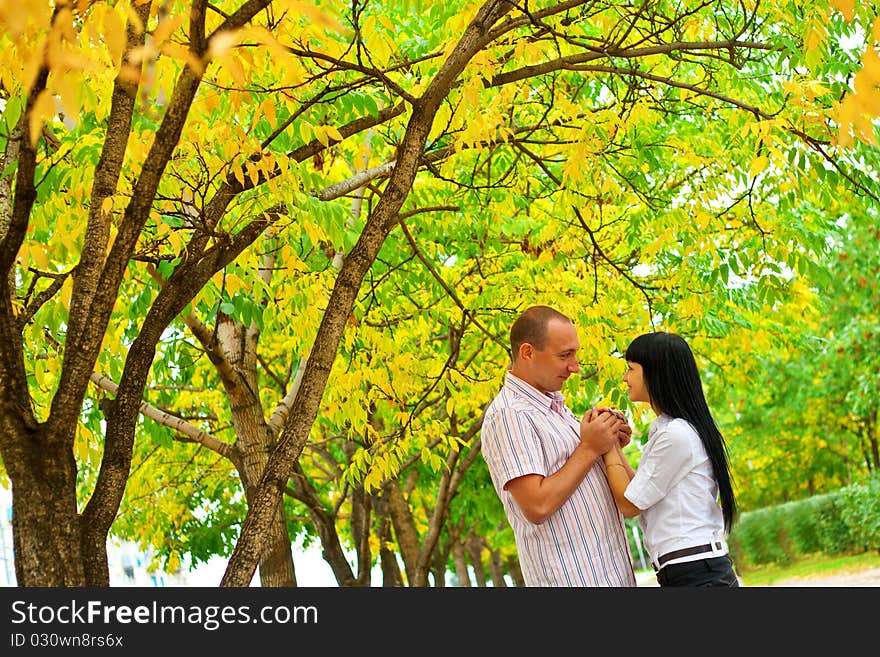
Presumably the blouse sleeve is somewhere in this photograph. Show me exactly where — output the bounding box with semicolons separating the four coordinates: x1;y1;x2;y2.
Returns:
624;422;694;510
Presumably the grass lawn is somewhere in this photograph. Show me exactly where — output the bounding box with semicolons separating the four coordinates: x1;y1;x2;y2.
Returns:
736;551;880;586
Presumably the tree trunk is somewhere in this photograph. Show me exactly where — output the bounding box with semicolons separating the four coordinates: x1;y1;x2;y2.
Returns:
220;0;516;587
385;481;423;585
488;548;507;587
376;496;404;587
7;430;84;585
452;539;472;587
465;534;487;587
346;441;374;585
219;317;295;587
380;538;405;587
506;556;525;587
0;0;273;587
287;461;361;586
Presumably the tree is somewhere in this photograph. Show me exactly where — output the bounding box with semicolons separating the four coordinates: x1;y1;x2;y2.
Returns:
0;0;877;587
722;169;880;509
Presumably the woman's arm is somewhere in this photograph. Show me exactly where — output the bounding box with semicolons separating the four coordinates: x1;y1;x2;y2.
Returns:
603;444;642;518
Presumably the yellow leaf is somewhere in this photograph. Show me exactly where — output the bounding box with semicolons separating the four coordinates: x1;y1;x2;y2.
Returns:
17;243;31;272
122;1;145;36
101;196;113;213
224;274;245;296
830;0;855;21
277;0;347;34
244;25;288;60
161;42;205;77
34;358;46;388
803;22;825;71
860;46;880;86
125;44;152;69
221;51;246;86
75;423;92;462
200;88;220;115
428;104;452;142
302;221;326;245
749;155;769;177
261;98;276;126
781;80;802;95
836;95;856;147
232;163;244;186
314;125;329;147
523;41;545;65
462;76;481;107
103;6;127;67
299;121;314;143
55;73;81;127
857;88;880;120
324;124;344;142
851;102;877;145
209;30;239;59
806;80;829;98
28;89;54;146
151;14;185;50
243;161;254;186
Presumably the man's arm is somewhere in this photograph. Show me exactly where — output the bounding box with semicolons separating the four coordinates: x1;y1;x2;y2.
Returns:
506;411;621;524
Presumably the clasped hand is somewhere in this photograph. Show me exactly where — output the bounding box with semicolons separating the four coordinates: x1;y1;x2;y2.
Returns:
580;406;632;454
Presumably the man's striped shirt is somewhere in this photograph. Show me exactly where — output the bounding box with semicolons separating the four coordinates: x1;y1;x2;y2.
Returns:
481;372;636;587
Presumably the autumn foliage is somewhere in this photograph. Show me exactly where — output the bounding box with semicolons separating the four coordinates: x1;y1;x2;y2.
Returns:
0;0;877;586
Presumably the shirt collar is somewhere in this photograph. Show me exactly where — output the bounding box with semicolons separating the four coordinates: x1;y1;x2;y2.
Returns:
505;371;565;413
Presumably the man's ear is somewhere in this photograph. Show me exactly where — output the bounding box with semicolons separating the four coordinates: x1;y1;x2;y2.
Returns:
518;342;534;361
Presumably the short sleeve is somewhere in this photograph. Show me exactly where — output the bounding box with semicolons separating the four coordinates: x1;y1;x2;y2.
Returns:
481;406;548;490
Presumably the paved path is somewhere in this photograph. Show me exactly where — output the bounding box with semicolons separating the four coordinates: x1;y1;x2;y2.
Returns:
635;569;658;586
762;566;880;587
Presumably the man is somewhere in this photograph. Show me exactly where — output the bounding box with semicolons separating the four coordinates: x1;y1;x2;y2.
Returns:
480;305;637;586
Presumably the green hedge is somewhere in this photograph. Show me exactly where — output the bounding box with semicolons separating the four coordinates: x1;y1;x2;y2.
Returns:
728;475;880;568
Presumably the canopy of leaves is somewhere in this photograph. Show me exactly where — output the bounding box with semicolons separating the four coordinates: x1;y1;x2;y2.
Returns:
0;0;878;582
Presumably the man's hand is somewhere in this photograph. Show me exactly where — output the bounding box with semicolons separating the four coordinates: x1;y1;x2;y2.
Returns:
579;408;624;456
590;406;632;448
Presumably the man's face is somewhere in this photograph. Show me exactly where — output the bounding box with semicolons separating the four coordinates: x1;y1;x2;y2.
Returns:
519;318;580;393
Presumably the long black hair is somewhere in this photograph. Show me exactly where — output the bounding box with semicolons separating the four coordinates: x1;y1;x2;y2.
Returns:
625;332;737;533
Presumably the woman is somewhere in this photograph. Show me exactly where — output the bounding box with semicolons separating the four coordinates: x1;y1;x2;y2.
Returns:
599;331;739;587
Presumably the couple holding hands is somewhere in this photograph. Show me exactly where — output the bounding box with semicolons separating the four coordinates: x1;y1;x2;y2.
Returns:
481;305;739;587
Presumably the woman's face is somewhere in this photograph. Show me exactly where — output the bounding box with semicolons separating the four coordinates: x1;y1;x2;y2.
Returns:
623;361;650;404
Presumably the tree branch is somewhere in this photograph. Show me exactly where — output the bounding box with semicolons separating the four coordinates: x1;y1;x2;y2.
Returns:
89;371;237;464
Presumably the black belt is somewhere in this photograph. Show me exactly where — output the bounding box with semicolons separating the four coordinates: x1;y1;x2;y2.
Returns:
652;541;723;571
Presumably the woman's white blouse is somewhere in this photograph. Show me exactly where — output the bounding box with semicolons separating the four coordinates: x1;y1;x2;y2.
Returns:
624;414;727;566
